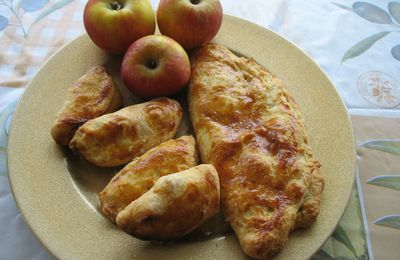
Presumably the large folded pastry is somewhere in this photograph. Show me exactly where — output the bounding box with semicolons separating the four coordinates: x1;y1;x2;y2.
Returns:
51;66;122;145
99;135;198;222
70;98;182;167
116;164;220;241
188;44;323;259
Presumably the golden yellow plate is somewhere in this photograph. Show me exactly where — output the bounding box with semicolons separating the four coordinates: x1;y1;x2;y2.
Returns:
8;15;356;259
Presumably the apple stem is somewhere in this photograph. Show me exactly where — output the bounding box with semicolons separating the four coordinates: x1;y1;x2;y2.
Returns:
190;0;200;5
109;1;122;10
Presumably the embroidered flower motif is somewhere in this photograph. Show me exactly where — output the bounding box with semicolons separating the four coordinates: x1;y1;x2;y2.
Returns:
358;71;400;108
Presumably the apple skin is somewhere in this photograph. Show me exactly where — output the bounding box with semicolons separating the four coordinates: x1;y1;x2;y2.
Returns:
157;0;223;50
121;35;191;98
84;0;156;54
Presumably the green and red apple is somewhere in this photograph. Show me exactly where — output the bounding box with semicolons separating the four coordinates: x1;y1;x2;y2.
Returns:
121;35;191;98
157;0;223;50
83;0;156;54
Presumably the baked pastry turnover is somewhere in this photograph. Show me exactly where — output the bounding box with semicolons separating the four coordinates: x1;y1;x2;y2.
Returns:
51;66;122;145
188;44;323;259
99;135;198;222
116;164;220;241
69;97;182;167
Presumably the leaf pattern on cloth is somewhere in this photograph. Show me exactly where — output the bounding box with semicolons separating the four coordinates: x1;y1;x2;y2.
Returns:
353;2;392;24
334;1;400;63
392;44;400;61
310;249;334;260
342;32;391;62
0;99;18;177
0;146;5;176
20;0;49;12
0;0;74;37
332;225;358;258
374;215;400;230
388;2;400;24
0;15;8;32
0;102;17;139
359;139;400;156
33;0;74;25
367;175;400;191
332;2;353;12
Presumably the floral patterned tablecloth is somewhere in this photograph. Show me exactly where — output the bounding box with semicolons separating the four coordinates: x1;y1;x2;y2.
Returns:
1;0;399;259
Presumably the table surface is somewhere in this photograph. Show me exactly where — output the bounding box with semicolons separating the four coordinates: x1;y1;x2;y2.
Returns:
1;1;399;259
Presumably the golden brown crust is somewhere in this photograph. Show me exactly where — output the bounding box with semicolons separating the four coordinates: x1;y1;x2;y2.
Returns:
115;164;220;241
69;98;182;167
98;135;198;222
51;66;122;145
294;161;324;229
188;44;323;259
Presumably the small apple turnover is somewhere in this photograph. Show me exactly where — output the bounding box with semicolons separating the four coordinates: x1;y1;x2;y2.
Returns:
51;66;122;145
69;98;182;167
99;135;198;222
116;164;220;241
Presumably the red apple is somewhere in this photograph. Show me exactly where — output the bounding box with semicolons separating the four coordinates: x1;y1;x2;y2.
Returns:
157;0;223;50
83;0;156;54
121;35;191;98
